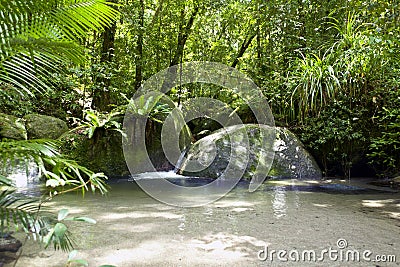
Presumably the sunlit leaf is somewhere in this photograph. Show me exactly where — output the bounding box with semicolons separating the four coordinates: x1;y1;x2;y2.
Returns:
58;209;70;221
66;217;96;224
54;222;67;238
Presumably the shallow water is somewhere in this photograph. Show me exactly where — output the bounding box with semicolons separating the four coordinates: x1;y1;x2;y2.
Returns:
8;175;400;266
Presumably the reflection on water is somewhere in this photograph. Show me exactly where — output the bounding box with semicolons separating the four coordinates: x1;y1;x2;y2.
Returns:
4;161;43;196
103;175;400;223
271;186;287;218
12;173;400;267
178;214;186;231
203;207;214;222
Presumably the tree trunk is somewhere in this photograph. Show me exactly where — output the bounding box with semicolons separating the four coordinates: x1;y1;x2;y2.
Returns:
297;0;306;49
92;1;118;111
161;5;199;92
170;5;199;67
231;33;256;68
134;0;145;90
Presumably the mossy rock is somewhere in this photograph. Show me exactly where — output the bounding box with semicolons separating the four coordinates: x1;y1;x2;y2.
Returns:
179;124;322;180
0;113;27;140
61;130;129;177
24;114;68;140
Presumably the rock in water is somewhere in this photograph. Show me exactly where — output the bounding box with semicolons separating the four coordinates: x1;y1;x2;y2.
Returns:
0;235;22;265
272;127;322;179
0;236;22;253
179;124;322;180
24;114;68;139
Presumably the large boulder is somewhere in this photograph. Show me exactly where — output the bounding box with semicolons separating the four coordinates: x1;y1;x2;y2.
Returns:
24;114;68;139
0;113;27;140
179;124;322;180
271;127;322;179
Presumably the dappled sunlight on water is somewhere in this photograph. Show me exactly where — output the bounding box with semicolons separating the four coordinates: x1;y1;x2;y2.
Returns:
191;232;265;256
10;176;400;267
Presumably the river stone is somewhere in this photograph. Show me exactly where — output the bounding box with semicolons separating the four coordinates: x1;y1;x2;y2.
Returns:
24;114;68;139
179;124;322;180
0;235;22;266
0;235;22;253
0;113;27;140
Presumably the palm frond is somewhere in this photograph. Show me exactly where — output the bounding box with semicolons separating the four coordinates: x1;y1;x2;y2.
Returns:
0;0;119;95
0;139;109;195
0;138;107;251
0;187;50;237
0;186;80;252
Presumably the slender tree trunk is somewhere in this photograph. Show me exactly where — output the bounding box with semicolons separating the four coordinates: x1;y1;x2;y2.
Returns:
134;0;145;90
256;1;262;63
92;1;117;111
231;33;256;68
170;5;199;67
161;5;199;92
149;0;164;30
100;22;117;64
297;0;306;49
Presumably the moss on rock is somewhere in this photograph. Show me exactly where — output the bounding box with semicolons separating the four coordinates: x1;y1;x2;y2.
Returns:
0;113;27;140
24;114;68;139
180;124;322;180
61;130;129;177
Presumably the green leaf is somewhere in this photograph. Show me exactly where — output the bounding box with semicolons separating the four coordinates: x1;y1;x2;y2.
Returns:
44;228;55;248
66;217;96;224
0;174;13;186
0;0;120;95
54;222;67;238
58;209;70;221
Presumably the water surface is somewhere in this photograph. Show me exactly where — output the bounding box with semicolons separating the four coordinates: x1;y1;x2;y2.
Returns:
9;174;400;266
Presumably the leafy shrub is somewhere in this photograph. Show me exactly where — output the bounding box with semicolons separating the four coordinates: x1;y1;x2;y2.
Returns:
298;97;369;177
368;87;400;177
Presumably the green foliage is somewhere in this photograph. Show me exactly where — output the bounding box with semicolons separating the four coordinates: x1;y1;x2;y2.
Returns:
0;0;117;260
288;53;340;121
0;139;109;194
298;97;369;177
0;0;119;95
0;83;35;117
43;209;96;251
285;12;393;121
1;0;399;181
0;181;99;252
0;69;86;119
0;138;108;252
368;88;400;177
67;251;119;267
0;186;47;235
75;109;124;139
66;250;89;267
126;94;173;123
